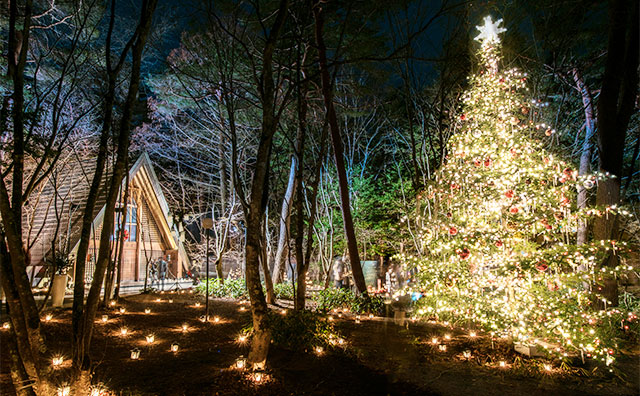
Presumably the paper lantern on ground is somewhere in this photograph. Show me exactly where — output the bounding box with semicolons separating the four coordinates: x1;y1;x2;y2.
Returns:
130;348;140;360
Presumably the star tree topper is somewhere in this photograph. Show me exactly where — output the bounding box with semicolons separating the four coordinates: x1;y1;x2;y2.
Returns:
474;16;506;44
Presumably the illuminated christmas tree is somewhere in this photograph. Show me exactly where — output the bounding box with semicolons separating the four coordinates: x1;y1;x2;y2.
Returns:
401;16;635;366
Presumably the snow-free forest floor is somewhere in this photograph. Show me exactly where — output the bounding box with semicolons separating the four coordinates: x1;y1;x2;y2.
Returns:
1;291;638;395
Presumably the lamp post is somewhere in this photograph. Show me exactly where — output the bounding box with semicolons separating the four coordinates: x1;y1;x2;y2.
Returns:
202;218;214;321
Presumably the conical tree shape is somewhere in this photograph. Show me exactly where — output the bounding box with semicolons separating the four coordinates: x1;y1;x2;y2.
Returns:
401;16;633;366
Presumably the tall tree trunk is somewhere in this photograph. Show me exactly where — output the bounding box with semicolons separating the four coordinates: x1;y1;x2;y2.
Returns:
572;69;596;246
75;0;157;385
242;0;289;369
72;0;140;369
312;0;367;295
594;0;638;307
0;1;53;393
112;171;130;300
272;157;297;285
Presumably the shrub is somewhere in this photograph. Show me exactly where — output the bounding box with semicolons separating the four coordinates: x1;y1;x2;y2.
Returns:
273;282;294;300
196;278;248;299
312;288;386;315
268;309;339;351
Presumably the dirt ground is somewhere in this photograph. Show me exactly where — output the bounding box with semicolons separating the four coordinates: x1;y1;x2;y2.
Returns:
1;291;638;396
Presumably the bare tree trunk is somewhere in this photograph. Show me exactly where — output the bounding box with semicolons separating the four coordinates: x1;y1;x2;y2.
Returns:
572;69;596;246
113;171;130;300
312;0;367;295
72;0;140;369
75;0;157;387
272;157;297;285
594;0;638;307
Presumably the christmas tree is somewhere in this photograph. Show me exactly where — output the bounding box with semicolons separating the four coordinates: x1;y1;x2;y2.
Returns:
400;16;635;366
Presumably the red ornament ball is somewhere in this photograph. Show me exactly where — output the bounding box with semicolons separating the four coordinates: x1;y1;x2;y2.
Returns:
495;240;503;248
458;248;470;260
460;114;466;121
536;263;549;272
449;227;458;236
505;189;514;199
509;207;519;214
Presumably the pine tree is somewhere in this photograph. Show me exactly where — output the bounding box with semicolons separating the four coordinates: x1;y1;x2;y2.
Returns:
401;16;635;366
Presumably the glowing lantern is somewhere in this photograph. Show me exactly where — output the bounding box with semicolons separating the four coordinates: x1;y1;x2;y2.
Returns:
181;323;188;332
144;308;151;314
199;315;207;323
101;315;108;323
109;301;116;307
469;331;477;338
2;322;10;329
444;334;451;340
431;337;438;345
499;361;506;368
52;356;64;367
44;313;53;322
368;314;374;319
315;346;324;355
120;327;128;336
237;335;247;344
155;298;161;302
438;345;447;352
130;348;140;360
337;338;345;345
235;355;246;369
119;307;126;314
146;334;155;344
543;364;552;371
463;350;472;359
168;299;173;303
57;386;71;396
195;302;201;307
252;369;265;383
281;309;287;315
213;316;220;323
170;342;179;352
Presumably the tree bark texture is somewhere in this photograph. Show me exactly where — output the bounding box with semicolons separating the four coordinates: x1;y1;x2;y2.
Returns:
272;157;297;285
594;0;639;306
312;0;367;295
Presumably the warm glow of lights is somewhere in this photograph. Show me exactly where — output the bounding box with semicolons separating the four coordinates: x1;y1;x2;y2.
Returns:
119;307;126;314
236;356;246;369
213;316;220;323
120;327;128;336
171;342;179;352
2;322;9;329
499;361;507;368
199;316;207;323
144;308;151;314
431;337;438;345
57;386;71;396
195;302;201;307
45;314;53;322
237;335;247;344
146;334;155;344
543;364;552;371
101;315;108;323
130;348;140;360
444;334;451;340
155;298;162;302
438;345;447;352
52;356;64;367
168;299;173;303
239;307;246;312
368;314;374;319
463;350;472;359
469;331;476;338
109;301;116;307
252;370;265;383
182;323;188;332
280;309;287;315
315;346;324;355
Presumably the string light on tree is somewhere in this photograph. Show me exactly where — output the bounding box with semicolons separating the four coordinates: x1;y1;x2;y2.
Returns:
399;15;634;367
